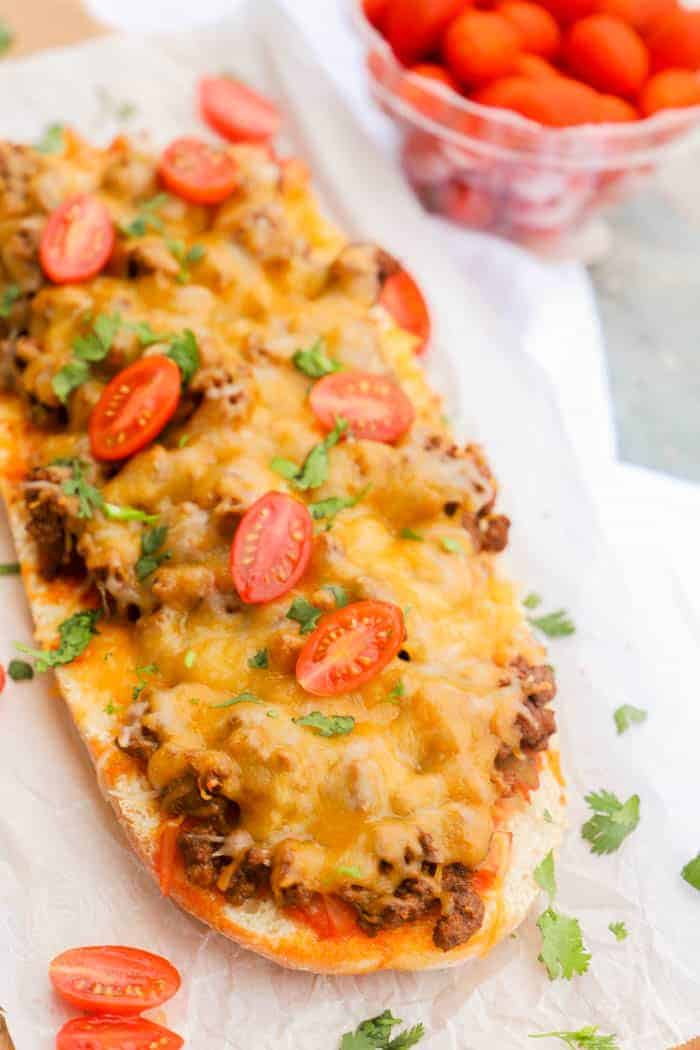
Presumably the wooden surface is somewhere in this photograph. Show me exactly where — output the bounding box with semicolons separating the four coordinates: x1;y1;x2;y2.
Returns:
0;0;102;56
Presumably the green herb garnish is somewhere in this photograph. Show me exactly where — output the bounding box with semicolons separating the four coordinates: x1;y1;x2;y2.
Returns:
271;418;348;491
524;592;542;610
52;313;122;402
135;525;170;581
36;124;65;155
537;907;591;980
248;648;269;669
534;849;556;902
439;536;462;554
167;239;206;283
292;339;341;378
8;659;33;681
120;193;169;237
528;608;576;638
324;584;349;608
308;486;367;529
609;921;628;941
294;711;355;738
400;528;424;541
16;609;100;672
0;562;20;575
530;1027;618;1049
0;284;21;317
167;329;200;385
286;597;323;635
211;692;263;709
340;1010;424;1050
581;790;640;855
0;20;13;56
613;704;647;735
681;852;700;891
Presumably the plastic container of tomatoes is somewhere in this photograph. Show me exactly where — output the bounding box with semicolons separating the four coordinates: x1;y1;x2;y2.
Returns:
353;2;700;255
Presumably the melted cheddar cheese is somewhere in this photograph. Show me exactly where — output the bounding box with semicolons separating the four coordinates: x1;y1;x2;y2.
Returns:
0;131;551;939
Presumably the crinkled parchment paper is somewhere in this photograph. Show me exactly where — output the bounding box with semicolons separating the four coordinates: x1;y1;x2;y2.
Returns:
0;4;698;1047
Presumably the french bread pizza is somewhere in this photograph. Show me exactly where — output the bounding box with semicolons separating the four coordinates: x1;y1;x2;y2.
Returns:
0;124;564;973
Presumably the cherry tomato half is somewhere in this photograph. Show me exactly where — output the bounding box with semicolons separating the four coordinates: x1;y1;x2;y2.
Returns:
289;894;359;939
309;370;414;444
49;945;181;1015
39;194;115;284
231;491;313;604
379;268;431;354
56;1016;183;1050
89;355;181;462
199;76;281;144
158;137;240;205
296;600;405;696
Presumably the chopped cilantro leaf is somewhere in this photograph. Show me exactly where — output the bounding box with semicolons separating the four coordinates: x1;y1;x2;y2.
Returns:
52;359;90;403
581;790;640;855
8;659;33;681
340;1010;425;1050
167;329;200;385
528;608;576;638
292;338;342;378
103;701;118;716
184;649;196;669
135;525;170;581
286;597;323;634
266;709;279;719
272;418;348;491
308;486;367;528
120;193;170;237
0;284;21;317
537;907;591;980
36;123;65;155
613;704;647;735
178;434;191;449
131;321;167;347
52;458;104;519
543;809;554;823
534;850;556;901
400;528;424;541
388;679;405;700
103;503;159;524
324;585;349;608
530;1027;618;1049
681;853;700;891
16;609;100;672
337;865;364;880
167;239;205;283
524;592;542;610
132;662;158;700
440;536;462;554
53;313;122;402
211;692;263;709
0;20;13;55
294;711;355;738
248;648;269;669
0;562;20;575
609;921;628;941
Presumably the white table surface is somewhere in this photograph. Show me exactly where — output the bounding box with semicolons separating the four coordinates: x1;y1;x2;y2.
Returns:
76;0;700;870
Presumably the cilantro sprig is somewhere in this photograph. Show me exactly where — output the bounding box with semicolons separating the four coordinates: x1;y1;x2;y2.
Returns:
166;329;200;385
286;597;323;635
530;1027;618;1049
292;338;341;378
167;239;206;284
248;648;269;669
120;193;169;237
135;525;171;581
581;790;640;855
609;921;628;941
51;457;156;524
340;1010;424;1050
533;850;590;981
16;609;100;672
271;418;348;490
294;711;355;738
52;313;122;403
309;485;368;530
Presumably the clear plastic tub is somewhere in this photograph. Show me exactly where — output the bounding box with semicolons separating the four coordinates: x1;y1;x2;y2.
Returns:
353;2;700;255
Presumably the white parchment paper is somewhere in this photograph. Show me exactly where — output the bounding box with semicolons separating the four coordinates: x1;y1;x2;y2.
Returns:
0;5;698;1047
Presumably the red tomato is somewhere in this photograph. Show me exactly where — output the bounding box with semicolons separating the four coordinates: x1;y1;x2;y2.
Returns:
231;491;313;604
363;0;391;29
379;268;431;354
199;76;281;144
0;664;5;694
564;15;650;99
56;1017;183;1050
158;137;239;205
497;2;562;58
444;11;521;89
296;600;405;696
49;946;181;1015
157;818;183;897
385;0;469;64
309;370;415;444
290;894;359;939
39;194;114;284
648;10;700;72
89;355;181;461
640;69;700;115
